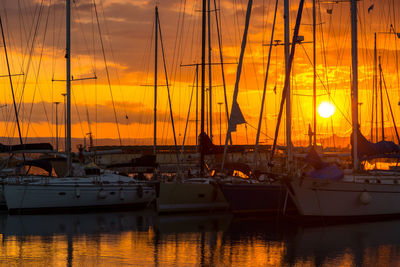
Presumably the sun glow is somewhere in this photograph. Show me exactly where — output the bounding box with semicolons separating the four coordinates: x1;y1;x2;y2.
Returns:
318;102;335;118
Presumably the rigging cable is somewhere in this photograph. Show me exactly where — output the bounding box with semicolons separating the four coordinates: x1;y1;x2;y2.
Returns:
253;0;278;165
213;0;231;144
1;0;43;142
300;44;351;125
72;90;86;139
159;0;185;146
180;72;196;157
90;0;98;145
0;16;24;148
158;0;187;144
381;63;400;144
16;0;45;122
93;0;122;145
24;2;53;143
97;1;132;141
158;14;180;165
73;1;98;142
269;0;305;162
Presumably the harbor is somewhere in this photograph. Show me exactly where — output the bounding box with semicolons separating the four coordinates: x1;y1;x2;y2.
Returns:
0;0;400;265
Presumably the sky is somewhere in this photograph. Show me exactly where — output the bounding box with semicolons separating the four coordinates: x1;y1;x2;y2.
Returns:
0;0;399;148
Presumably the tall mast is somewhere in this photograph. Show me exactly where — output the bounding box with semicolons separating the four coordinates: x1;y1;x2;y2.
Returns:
312;0;317;146
379;56;384;141
154;6;158;155
62;93;67;152
351;0;358;170
253;0;279;168
195;65;199;151
269;0;305;162
284;0;292;167
221;0;253;171
66;0;72;176
208;0;213;142
373;33;377;142
200;0;206;175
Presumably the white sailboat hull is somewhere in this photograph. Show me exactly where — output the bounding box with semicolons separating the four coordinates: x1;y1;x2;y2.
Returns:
4;177;155;212
288;176;400;217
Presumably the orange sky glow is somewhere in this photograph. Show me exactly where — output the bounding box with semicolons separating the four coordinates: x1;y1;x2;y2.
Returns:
0;0;399;148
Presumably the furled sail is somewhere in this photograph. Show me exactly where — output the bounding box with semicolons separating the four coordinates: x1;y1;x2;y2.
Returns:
353;129;400;159
199;132;244;155
305;147;344;180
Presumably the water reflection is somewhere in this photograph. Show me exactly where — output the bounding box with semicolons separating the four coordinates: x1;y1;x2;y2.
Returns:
0;210;400;266
285;220;400;266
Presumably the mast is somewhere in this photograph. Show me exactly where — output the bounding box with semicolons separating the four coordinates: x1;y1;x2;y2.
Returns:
312;0;317;146
351;0;358;170
284;0;292;168
154;6;158;155
221;0;253;171
379;56;384;141
208;0;213;142
253;0;279;168
66;0;72;176
372;33;377;142
200;0;206;175
62;93;67;152
195;65;199;151
269;0;305;163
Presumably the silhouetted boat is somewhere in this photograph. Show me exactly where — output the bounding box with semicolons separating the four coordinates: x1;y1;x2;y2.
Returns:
287;0;400;219
156;178;228;213
2;0;156;213
218;180;291;214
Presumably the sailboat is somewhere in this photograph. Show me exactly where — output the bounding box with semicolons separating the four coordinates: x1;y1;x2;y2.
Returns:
286;0;400;219
148;5;228;213
2;0;155;213
215;0;301;215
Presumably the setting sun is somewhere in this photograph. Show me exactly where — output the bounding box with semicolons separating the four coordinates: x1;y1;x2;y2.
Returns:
318;102;335;118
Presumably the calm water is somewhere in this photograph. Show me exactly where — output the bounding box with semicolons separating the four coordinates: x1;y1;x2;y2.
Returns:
1;210;400;266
